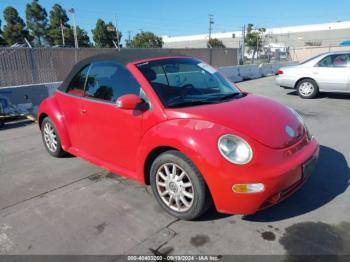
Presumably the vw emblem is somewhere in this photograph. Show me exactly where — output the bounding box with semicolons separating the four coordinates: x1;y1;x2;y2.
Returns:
285;125;296;138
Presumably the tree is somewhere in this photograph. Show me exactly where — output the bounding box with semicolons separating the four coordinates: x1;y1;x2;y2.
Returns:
127;32;163;48
92;19;108;47
65;26;90;47
47;4;70;46
25;0;48;46
92;19;121;48
0;19;7;46
245;24;266;63
207;38;225;48
106;22;122;47
2;6;32;46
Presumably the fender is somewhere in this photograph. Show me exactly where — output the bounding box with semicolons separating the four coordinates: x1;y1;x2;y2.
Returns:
135;118;263;212
136;118;228;184
37;95;72;151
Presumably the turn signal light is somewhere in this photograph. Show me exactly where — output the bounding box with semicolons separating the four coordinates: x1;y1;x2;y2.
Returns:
232;183;265;193
277;70;284;75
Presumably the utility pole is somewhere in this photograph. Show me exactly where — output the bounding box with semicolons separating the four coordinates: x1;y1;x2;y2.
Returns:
241;25;246;65
68;8;78;49
256;33;259;61
208;14;214;65
60;20;65;46
208;14;214;41
114;13;120;50
127;31;132;47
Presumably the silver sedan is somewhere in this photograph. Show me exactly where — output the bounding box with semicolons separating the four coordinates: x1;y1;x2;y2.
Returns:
276;51;350;98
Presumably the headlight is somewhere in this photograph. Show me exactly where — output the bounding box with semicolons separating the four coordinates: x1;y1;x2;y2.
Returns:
288;107;312;138
288;107;304;126
218;135;253;165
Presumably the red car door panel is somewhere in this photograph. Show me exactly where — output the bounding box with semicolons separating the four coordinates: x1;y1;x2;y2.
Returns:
56;92;83;149
77;61;143;172
55;65;91;150
79;99;142;172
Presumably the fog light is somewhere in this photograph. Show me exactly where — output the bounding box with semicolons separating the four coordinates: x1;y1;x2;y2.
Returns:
232;183;265;193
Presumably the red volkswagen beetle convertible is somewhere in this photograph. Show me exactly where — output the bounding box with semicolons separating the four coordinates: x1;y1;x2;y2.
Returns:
38;51;319;220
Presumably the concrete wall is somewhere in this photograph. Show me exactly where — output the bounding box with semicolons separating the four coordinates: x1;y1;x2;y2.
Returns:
0;82;61;116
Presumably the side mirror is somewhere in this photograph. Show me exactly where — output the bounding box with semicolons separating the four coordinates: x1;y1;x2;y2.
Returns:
116;94;147;110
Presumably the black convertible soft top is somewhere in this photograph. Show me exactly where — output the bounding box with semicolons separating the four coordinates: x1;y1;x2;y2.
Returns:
58;49;188;92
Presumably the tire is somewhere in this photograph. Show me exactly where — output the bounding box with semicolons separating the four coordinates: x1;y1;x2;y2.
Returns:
150;150;212;220
41;117;67;158
296;79;319;99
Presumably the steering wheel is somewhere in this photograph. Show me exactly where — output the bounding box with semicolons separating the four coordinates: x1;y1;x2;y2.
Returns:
181;84;203;96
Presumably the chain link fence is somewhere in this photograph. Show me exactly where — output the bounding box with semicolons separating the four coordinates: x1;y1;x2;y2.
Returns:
241;44;350;65
0;48;239;88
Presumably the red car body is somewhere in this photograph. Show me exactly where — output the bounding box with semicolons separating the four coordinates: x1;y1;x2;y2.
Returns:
38;53;319;215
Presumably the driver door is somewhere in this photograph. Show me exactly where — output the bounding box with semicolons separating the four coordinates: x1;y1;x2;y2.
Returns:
78;61;143;173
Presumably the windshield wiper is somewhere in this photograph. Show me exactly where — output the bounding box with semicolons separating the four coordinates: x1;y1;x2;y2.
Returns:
214;92;242;101
166;93;243;108
167;99;216;108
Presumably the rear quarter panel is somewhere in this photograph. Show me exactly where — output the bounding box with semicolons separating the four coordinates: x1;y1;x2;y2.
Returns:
277;66;315;88
37;94;71;150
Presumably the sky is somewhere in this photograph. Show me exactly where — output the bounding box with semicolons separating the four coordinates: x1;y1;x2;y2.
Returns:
1;0;350;43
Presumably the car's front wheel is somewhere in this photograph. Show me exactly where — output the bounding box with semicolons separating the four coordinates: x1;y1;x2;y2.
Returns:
41;117;67;157
150;150;212;220
296;79;319;99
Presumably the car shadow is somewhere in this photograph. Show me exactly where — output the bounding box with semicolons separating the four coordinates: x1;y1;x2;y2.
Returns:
194;205;231;221
0;118;34;130
287;90;350;100
243;145;349;222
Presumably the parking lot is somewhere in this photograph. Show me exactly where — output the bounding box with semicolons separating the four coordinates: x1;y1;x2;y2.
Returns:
0;76;349;257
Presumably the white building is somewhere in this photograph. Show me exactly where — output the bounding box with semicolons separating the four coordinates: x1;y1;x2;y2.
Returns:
163;21;350;48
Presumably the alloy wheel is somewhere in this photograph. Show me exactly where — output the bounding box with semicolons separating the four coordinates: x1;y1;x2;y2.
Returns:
43;122;58;152
155;163;194;212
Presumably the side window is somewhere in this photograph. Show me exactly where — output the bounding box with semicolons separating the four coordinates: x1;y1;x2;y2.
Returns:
66;65;90;96
318;54;349;68
85;62;141;103
332;54;349;67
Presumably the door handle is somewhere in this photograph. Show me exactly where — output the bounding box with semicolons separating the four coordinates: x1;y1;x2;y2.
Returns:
80;108;87;113
312;72;319;75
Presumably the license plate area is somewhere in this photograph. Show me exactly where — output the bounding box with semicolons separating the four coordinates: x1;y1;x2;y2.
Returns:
302;155;317;180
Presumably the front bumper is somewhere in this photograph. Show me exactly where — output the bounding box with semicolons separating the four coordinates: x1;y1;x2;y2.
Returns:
206;136;319;215
258;151;318;211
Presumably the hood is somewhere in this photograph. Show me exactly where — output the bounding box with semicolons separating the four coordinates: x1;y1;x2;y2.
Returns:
165;94;304;149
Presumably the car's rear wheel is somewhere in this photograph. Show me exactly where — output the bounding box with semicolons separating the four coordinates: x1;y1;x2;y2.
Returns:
150;150;212;220
41;117;67;158
296;79;319;99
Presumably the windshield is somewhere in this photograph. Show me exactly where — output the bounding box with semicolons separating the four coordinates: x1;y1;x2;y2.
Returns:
136;58;242;108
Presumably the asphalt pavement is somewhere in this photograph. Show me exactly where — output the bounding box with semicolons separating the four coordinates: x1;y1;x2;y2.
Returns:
0;76;349;258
